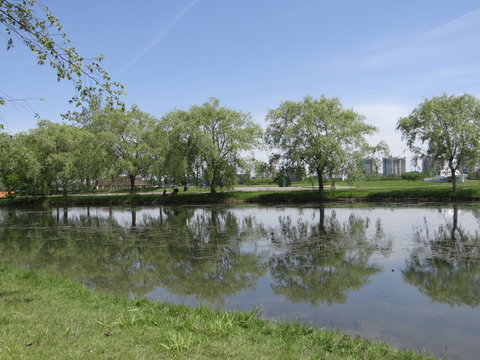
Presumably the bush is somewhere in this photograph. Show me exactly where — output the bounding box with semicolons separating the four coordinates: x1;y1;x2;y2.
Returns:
248;177;275;185
401;172;424;181
468;170;480;180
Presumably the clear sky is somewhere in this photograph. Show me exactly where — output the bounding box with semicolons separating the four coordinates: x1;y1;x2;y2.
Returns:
2;0;480;166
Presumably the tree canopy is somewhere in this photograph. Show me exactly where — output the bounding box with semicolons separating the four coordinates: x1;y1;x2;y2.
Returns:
163;98;263;193
397;93;480;193
265;95;376;194
0;0;124;111
88;106;158;194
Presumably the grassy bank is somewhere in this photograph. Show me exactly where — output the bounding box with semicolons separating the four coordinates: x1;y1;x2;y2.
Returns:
0;266;434;359
1;180;480;207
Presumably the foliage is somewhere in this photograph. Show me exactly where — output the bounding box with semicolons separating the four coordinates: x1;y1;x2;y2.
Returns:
401;171;425;181
397;93;480;193
253;159;276;179
87;106;158;193
0;0;124;111
19;121;91;195
265;95;377;195
163;98;263;193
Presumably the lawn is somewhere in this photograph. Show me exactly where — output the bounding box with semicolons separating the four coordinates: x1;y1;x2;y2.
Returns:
1;180;479;207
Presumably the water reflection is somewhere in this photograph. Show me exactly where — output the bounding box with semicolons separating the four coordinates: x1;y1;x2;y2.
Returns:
267;208;390;305
0;207;268;305
143;208;267;306
403;206;480;307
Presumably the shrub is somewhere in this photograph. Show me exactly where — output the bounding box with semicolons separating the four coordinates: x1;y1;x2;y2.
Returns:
401;172;424;181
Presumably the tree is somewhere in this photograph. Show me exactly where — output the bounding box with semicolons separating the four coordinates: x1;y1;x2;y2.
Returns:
397;94;480;193
164;98;263;193
0;0;124;110
265;95;376;194
159;109;198;188
22;120;89;196
88;106;157;194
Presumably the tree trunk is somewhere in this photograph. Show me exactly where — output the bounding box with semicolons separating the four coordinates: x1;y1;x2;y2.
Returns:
449;163;457;193
210;181;216;194
62;180;68;197
317;170;324;196
129;175;136;194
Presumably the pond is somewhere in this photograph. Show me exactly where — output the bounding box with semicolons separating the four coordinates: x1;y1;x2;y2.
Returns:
1;203;480;359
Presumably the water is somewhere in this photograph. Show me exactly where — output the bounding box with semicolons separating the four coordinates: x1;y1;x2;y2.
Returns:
1;203;480;359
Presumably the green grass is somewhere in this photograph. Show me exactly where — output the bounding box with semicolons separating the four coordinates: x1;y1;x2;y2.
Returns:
0;266;435;359
2;180;480;207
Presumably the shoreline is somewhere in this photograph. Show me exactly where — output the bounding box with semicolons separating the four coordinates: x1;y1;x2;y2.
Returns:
0;265;436;359
1;190;479;208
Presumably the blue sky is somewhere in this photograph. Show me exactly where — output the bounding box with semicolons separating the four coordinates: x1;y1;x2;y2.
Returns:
2;0;480;165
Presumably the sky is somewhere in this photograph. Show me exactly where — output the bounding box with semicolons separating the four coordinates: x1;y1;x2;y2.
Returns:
2;0;480;167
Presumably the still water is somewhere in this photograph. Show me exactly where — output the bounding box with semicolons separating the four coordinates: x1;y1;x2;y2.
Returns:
1;203;480;359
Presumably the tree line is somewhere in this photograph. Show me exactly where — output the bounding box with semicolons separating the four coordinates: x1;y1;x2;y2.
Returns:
0;98;262;195
2;93;480;196
0;95;382;196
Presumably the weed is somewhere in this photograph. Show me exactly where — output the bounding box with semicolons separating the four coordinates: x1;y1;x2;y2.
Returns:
160;332;194;355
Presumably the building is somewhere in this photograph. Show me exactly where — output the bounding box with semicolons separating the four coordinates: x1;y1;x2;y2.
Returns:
383;157;406;177
422;156;442;174
362;158;375;174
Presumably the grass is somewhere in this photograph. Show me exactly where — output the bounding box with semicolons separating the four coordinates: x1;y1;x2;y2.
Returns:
1;180;480;207
0;265;435;359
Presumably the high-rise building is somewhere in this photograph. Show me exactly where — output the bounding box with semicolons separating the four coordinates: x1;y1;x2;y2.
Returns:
362;158;374;174
383;157;406;177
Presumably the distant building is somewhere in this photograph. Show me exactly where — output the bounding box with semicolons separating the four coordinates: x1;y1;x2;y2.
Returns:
362;158;375;174
383;157;406;177
422;156;441;174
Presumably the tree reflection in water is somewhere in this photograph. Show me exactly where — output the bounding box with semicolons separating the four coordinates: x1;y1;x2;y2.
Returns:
0;207;266;305
144;207;267;306
0;206;395;307
403;206;480;307
267;207;391;305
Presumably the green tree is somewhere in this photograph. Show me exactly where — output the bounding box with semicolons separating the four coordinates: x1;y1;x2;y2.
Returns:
0;132;17;190
23;120;88;196
0;0;123;110
88;106;157;193
397;94;480;193
254;159;276;180
164;98;263;193
159;109;198;188
73;127;110;190
265;95;376;194
4;132;43;194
